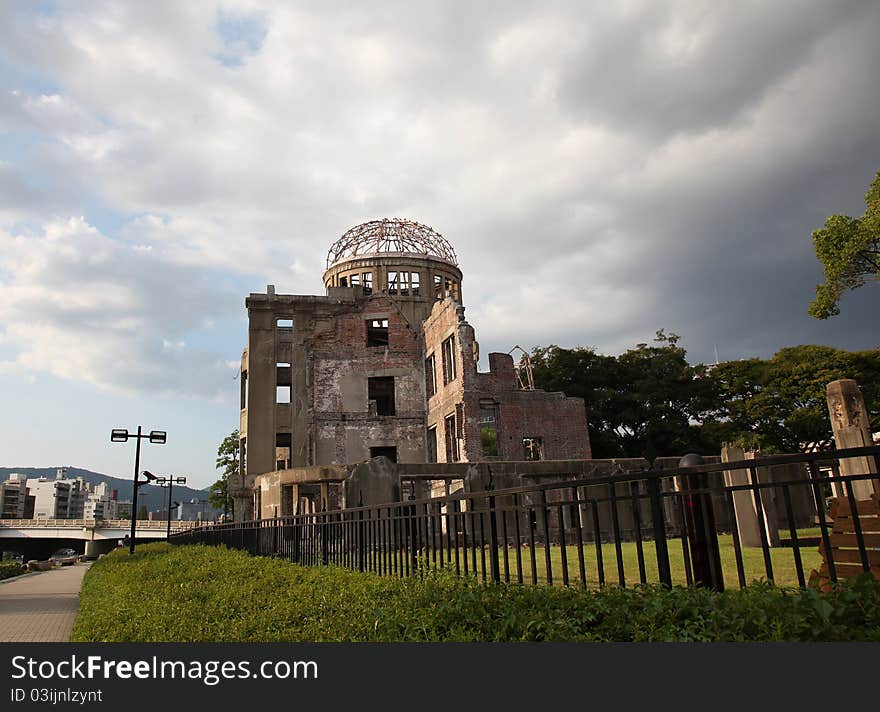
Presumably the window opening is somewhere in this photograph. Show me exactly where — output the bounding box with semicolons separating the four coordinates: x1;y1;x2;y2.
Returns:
366;319;389;347
425;354;436;398
276;433;291;470
445;413;459;462
523;437;544;461
442;335;456;383
480;402;499;457
370;446;398;463
368;376;396;416
427;427;438;463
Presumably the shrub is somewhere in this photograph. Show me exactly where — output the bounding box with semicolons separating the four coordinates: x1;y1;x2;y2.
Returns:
0;561;26;580
71;543;880;642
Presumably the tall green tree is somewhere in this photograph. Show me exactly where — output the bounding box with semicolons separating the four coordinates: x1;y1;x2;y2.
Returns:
210;429;240;515
532;331;717;458
708;345;880;452
809;169;880;318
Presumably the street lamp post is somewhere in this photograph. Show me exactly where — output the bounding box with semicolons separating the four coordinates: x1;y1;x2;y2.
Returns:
152;475;187;538
111;427;166;554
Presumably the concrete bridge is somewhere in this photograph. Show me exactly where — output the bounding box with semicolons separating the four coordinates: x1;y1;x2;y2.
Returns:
0;519;200;559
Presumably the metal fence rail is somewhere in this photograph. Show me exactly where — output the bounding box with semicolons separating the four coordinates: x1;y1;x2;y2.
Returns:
171;446;880;590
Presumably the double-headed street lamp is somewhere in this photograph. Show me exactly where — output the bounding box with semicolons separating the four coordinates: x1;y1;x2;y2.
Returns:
111;427;166;554
145;472;187;538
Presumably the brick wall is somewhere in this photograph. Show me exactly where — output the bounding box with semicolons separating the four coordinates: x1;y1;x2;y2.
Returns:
423;298;591;463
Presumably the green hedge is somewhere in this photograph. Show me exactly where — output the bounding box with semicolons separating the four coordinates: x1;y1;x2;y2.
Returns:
0;561;26;580
71;543;880;642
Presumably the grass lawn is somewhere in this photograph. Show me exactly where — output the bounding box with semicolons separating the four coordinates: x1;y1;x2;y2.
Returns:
71;543;880;642
379;529;824;589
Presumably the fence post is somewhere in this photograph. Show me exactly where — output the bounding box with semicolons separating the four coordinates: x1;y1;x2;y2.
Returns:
358;493;365;573
321;499;329;566
678;453;724;591
647;471;672;588
487;484;501;584
409;484;418;576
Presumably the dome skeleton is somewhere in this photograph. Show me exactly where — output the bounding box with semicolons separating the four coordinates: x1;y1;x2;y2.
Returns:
326;218;458;270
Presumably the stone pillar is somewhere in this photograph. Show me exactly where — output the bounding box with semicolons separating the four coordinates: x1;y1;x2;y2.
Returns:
827;379;878;499
342;457;399;508
753;460;781;547
721;444;779;547
229;472;254;523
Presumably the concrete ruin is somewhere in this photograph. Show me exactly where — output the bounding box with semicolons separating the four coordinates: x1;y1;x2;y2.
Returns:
229;219;591;520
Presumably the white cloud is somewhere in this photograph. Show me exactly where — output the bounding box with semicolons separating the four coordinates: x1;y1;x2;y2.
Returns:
0;217;239;397
0;0;876;400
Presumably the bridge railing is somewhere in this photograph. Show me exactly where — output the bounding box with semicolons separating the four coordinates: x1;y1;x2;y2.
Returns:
0;518;203;530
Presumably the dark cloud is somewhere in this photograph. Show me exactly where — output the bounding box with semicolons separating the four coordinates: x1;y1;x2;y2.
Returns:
556;2;873;138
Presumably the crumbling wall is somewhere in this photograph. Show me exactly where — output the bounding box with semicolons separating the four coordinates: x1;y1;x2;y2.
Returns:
423;298;591;464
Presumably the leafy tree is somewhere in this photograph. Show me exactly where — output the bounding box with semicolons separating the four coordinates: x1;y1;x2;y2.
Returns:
210;429;240;515
611;330;717;457
809;170;880;318
532;334;879;458
708;345;880;452
532;331;717;458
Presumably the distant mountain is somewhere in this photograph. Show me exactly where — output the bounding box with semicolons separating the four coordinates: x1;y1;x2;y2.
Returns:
0;466;219;516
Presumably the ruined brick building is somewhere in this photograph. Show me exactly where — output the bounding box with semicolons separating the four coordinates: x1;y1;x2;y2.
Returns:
229;219;590;520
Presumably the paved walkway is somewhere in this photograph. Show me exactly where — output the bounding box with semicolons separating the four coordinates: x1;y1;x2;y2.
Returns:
0;563;91;642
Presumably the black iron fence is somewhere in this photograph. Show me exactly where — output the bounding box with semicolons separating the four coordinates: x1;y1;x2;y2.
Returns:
172;446;880;590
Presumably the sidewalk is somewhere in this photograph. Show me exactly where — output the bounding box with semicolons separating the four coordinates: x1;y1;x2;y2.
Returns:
0;563;91;642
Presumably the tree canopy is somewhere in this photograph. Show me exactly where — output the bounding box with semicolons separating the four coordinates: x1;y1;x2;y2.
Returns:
708;345;880;452
809;169;880;319
532;330;717;458
532;337;879;458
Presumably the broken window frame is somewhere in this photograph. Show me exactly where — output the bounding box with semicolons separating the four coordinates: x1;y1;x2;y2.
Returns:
427;426;438;463
277;318;293;329
240;370;248;410
434;274;443;300
275;433;291;470
442;335;456;384
368;376;396;416
523;437;544;461
369;446;398;463
366;318;389;347
480;401;499;457
444;413;459;462
425;353;436;399
363;272;373;295
444;278;459;302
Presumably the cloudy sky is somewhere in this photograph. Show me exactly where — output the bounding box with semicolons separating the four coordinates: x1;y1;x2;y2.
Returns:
1;1;878;488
